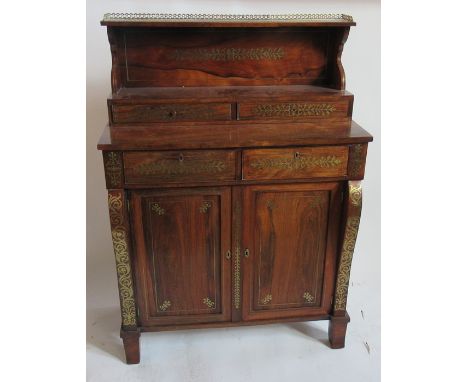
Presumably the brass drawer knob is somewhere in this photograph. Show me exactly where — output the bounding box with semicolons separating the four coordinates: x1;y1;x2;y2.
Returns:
226;250;231;260
244;248;250;258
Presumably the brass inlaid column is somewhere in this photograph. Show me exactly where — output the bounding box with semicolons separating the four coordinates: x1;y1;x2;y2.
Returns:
333;181;362;314
108;190;137;328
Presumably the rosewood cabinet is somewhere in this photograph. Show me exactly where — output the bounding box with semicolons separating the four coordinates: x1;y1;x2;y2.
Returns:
98;13;372;364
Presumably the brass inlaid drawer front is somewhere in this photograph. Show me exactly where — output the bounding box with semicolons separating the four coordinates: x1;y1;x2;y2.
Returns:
124;150;236;184
112;103;232;123
242;146;348;180
238;100;350;120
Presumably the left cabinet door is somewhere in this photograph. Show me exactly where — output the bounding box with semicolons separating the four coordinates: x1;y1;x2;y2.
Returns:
131;187;231;326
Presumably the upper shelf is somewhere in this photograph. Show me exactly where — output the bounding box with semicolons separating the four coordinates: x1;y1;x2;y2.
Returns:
103;17;354;92
101;13;356;27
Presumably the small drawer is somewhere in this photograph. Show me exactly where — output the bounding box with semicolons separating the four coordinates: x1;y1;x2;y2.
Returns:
124;150;236;184
243;146;348;180
238;100;350;121
112;103;232;124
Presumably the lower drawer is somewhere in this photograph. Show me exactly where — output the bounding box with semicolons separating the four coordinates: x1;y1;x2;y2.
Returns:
242;146;348;180
124;150;236;184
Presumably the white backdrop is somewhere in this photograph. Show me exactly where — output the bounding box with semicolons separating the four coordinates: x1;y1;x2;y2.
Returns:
87;1;380;381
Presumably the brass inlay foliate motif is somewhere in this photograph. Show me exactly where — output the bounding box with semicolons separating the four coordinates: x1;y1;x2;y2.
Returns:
253;103;336;118
170;48;284;61
250;156;342;171
266;200;277;211
303;292;315;303
159;300;171;311
334;182;362;311
260;294;272;305
203;297;215;308
199;201;212;213
103;13;354;23
130;104;219;121
334;216;361;311
349;144;364;178
309;194;326;208
233;201;241;309
151;203;165;215
135;160;227;176
349;184;362;207
108;193;137;327
104;152;122;187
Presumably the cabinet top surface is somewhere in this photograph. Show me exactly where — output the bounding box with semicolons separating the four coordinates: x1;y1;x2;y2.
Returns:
97;121;372;151
101;13;355;27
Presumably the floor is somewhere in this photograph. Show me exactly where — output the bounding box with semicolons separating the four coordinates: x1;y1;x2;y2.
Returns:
87;281;380;381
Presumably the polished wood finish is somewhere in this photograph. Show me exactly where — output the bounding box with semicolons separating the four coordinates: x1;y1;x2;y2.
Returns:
328;312;350;349
105;27;351;90
108;86;353;127
123;150;237;184
111;102;232;124
97;15;371;364
238;99;351;121
105;120;370;150
242;183;341;321
120;329;140;364
131;187;231;326
242;146;349;180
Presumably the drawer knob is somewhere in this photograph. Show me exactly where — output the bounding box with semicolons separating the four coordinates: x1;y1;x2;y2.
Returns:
294;151;301;159
226;250;231;260
244;248;250;258
168;110;177;118
178;153;184;162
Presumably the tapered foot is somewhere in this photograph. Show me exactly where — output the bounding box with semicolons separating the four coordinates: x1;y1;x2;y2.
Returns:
328;312;350;349
120;328;141;364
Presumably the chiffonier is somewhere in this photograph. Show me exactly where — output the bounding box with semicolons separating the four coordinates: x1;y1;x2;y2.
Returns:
97;13;372;364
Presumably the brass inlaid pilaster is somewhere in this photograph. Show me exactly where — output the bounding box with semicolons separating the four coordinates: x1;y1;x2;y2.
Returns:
108;191;137;327
103;151;123;188
333;182;362;312
348;144;368;179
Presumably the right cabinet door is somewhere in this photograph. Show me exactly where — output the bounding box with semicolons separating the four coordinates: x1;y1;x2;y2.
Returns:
242;182;342;321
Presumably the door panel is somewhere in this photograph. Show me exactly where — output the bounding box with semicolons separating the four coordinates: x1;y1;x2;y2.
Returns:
131;187;231;326
242;183;341;321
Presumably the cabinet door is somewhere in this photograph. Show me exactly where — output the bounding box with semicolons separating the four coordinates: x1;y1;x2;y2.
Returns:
131;187;231;326
242;183;341;321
